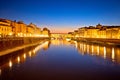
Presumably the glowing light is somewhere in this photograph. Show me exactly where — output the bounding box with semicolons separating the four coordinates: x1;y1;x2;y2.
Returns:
84;44;86;52
24;34;26;37
33;50;36;54
9;60;12;68
18;33;20;36
97;46;99;55
30;34;31;36
9;32;13;36
66;38;71;41
23;53;26;59
29;41;49;56
39;34;49;37
112;48;115;62
0;68;1;76
92;45;94;55
51;38;54;40
87;45;89;53
29;51;32;57
17;56;20;63
75;35;79;37
104;46;106;59
74;41;77;48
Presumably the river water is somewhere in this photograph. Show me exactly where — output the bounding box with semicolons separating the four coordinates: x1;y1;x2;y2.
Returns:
0;40;120;80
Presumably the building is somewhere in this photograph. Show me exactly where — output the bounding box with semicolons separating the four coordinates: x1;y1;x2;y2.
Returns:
41;28;50;37
70;24;120;39
17;21;27;37
27;23;42;37
35;27;41;37
0;19;13;37
27;25;34;37
0;18;50;38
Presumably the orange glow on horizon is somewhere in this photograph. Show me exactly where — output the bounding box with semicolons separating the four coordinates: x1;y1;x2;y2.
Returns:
49;27;75;33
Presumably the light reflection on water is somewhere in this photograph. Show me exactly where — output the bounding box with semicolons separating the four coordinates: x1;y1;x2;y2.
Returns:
74;41;120;64
0;68;1;76
9;60;12;68
0;40;120;80
112;47;115;62
0;41;50;76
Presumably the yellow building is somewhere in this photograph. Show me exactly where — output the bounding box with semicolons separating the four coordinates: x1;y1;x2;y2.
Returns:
11;20;27;37
42;28;50;37
86;27;99;38
66;32;74;38
78;27;87;37
78;26;99;38
0;18;50;38
11;21;19;37
27;23;41;37
26;25;34;37
72;24;120;39
98;29;106;38
0;19;13;37
111;27;119;39
17;21;27;37
35;27;41;37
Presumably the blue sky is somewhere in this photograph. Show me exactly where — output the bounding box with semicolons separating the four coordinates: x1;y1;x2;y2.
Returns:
0;0;120;33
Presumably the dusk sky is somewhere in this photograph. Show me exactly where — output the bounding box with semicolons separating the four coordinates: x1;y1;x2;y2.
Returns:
0;0;120;33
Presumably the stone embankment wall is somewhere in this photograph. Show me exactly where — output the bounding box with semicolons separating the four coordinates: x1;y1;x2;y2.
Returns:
0;37;49;51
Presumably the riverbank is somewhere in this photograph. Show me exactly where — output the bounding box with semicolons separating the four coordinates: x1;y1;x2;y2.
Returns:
73;38;120;46
0;39;49;56
0;37;50;51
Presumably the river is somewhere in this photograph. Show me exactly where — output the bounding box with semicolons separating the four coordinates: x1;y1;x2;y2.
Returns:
0;39;120;80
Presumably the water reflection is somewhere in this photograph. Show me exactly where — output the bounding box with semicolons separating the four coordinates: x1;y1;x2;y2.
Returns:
0;41;50;76
103;46;106;59
0;39;120;80
23;53;26;59
0;68;1;76
112;48;115;62
74;41;120;64
51;39;71;46
51;39;120;64
29;51;32;57
9;60;12;68
17;56;20;63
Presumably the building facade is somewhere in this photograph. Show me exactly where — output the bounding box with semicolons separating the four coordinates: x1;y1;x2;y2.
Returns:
0;19;13;37
71;24;120;39
0;18;50;38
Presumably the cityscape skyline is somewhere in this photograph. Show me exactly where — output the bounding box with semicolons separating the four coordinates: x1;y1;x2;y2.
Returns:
1;0;120;79
0;0;120;33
